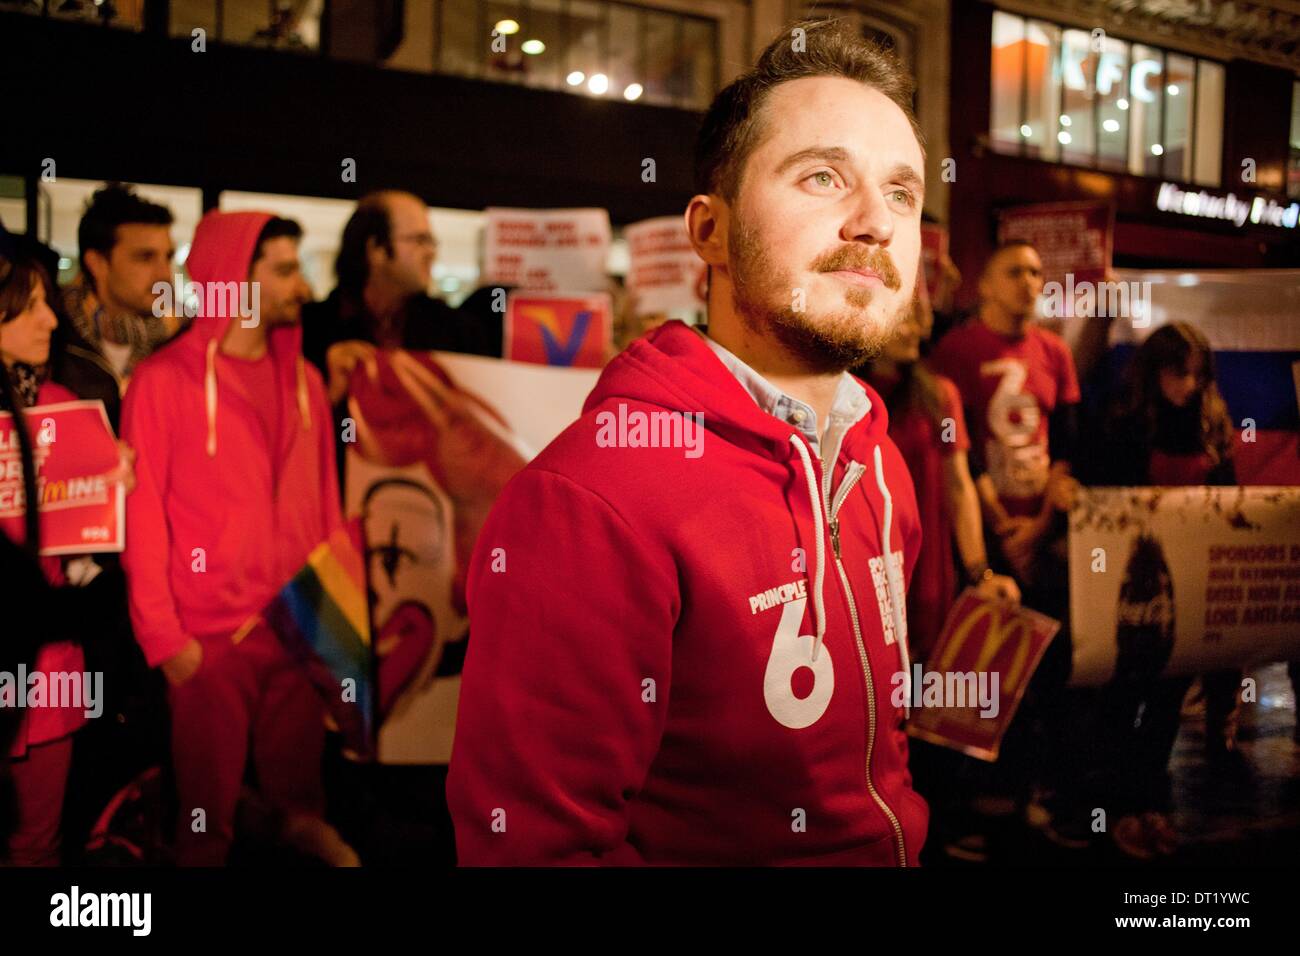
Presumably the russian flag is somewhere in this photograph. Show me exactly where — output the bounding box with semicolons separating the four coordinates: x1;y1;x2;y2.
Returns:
1091;270;1300;486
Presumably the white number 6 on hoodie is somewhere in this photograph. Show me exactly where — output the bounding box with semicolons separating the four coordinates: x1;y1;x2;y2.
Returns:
763;597;834;729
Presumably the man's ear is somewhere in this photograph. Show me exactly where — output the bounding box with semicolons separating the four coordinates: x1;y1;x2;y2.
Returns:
83;248;109;293
365;235;389;267
684;194;729;269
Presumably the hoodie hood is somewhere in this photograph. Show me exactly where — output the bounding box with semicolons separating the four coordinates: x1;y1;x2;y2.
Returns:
584;319;913;708
183;209;312;456
584;320;892;456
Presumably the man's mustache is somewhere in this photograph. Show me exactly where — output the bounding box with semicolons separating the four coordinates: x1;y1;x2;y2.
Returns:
812;246;902;291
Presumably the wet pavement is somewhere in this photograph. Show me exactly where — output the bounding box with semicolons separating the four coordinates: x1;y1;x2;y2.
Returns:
923;663;1300;866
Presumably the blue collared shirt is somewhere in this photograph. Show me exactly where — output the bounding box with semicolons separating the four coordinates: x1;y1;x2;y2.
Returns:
700;330;872;474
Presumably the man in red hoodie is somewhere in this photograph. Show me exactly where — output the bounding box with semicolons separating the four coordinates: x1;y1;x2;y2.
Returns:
447;19;928;865
122;210;342;865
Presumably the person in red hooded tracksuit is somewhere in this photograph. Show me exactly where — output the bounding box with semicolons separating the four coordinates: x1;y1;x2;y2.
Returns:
121;210;341;865
447;21;930;865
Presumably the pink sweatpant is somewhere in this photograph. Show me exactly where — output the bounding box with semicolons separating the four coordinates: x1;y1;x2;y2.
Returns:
3;735;73;866
169;623;325;866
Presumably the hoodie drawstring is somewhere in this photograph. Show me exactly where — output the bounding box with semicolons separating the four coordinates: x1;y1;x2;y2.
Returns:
788;435;827;662
296;355;312;431
786;435;914;716
203;341;314;459
205;338;219;457
874;444;913;716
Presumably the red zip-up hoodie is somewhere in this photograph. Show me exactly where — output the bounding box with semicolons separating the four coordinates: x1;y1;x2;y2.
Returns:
448;320;927;865
121;211;342;666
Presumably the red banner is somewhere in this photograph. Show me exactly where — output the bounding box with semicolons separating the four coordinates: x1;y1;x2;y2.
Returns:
0;400;123;556
996;200;1113;289
504;292;612;368
919;223;948;303
905;589;1059;761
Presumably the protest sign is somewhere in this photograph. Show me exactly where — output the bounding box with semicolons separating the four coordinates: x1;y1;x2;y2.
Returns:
505;291;612;368
906;589;1059;761
0;400;123;556
483;207;611;291
1069;486;1300;685
624;216;707;318
343;351;599;763
996;200;1113;291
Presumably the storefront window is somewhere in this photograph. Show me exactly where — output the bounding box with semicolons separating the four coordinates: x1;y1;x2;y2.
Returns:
1163;53;1195;181
169;0;322;51
1289;80;1300;199
990;10;1222;187
1095;34;1130;172
1023;20;1062;162
437;0;718;110
1059;28;1096;165
49;0;143;30
1130;44;1164;177
989;12;1026;153
1193;61;1224;188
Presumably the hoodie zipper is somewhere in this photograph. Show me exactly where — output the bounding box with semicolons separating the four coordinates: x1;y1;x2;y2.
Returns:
825;459;908;867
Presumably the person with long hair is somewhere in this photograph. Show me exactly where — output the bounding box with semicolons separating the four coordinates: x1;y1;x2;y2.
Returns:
1085;321;1239;859
0;251;132;864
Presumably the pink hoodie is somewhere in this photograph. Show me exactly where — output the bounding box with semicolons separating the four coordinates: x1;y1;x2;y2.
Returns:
121;210;342;666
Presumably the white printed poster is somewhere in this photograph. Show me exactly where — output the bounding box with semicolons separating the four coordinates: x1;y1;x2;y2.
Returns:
624;216;707;318
483;206;611;292
1068;486;1300;686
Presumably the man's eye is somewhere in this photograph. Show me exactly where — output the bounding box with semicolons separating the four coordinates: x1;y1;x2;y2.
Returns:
806;170;837;189
889;188;916;207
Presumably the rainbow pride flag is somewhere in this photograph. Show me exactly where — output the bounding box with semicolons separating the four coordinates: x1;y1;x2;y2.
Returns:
261;520;374;759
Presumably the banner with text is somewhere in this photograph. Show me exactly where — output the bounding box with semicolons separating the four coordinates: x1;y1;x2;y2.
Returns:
0;400;123;556
483;207;611;292
996;200;1113;291
624;216;707;318
1069;486;1300;686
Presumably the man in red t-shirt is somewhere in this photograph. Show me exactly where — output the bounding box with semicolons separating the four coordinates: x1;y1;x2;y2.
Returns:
929;241;1081;585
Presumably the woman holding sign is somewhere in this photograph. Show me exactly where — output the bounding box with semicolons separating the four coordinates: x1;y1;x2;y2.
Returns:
0;252;132;865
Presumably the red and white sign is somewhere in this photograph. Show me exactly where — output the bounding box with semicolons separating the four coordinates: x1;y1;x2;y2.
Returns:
0;400;124;556
906;589;1060;761
504;292;612;368
624;216;707;318
996;200;1113;289
919;223;949;303
484;207;611;292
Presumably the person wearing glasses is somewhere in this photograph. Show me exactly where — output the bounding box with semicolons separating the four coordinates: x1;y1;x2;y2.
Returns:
302;190;498;411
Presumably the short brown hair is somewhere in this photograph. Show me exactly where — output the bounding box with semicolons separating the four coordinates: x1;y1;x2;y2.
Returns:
694;18;923;200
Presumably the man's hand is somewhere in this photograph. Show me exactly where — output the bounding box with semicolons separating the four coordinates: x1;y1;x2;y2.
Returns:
325;340;378;405
1045;470;1080;512
998;515;1045;582
975;573;1021;606
161;638;203;687
104;441;136;494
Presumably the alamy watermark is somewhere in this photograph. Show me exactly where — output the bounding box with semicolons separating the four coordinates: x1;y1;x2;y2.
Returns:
890;665;1000;718
1042;273;1152;326
595;403;705;459
152;274;260;327
0;667;103;719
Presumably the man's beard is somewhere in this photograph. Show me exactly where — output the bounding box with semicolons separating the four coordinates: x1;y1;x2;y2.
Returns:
728;217;912;374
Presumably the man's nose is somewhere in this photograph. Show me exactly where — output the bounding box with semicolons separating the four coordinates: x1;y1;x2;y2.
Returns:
840;189;894;246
